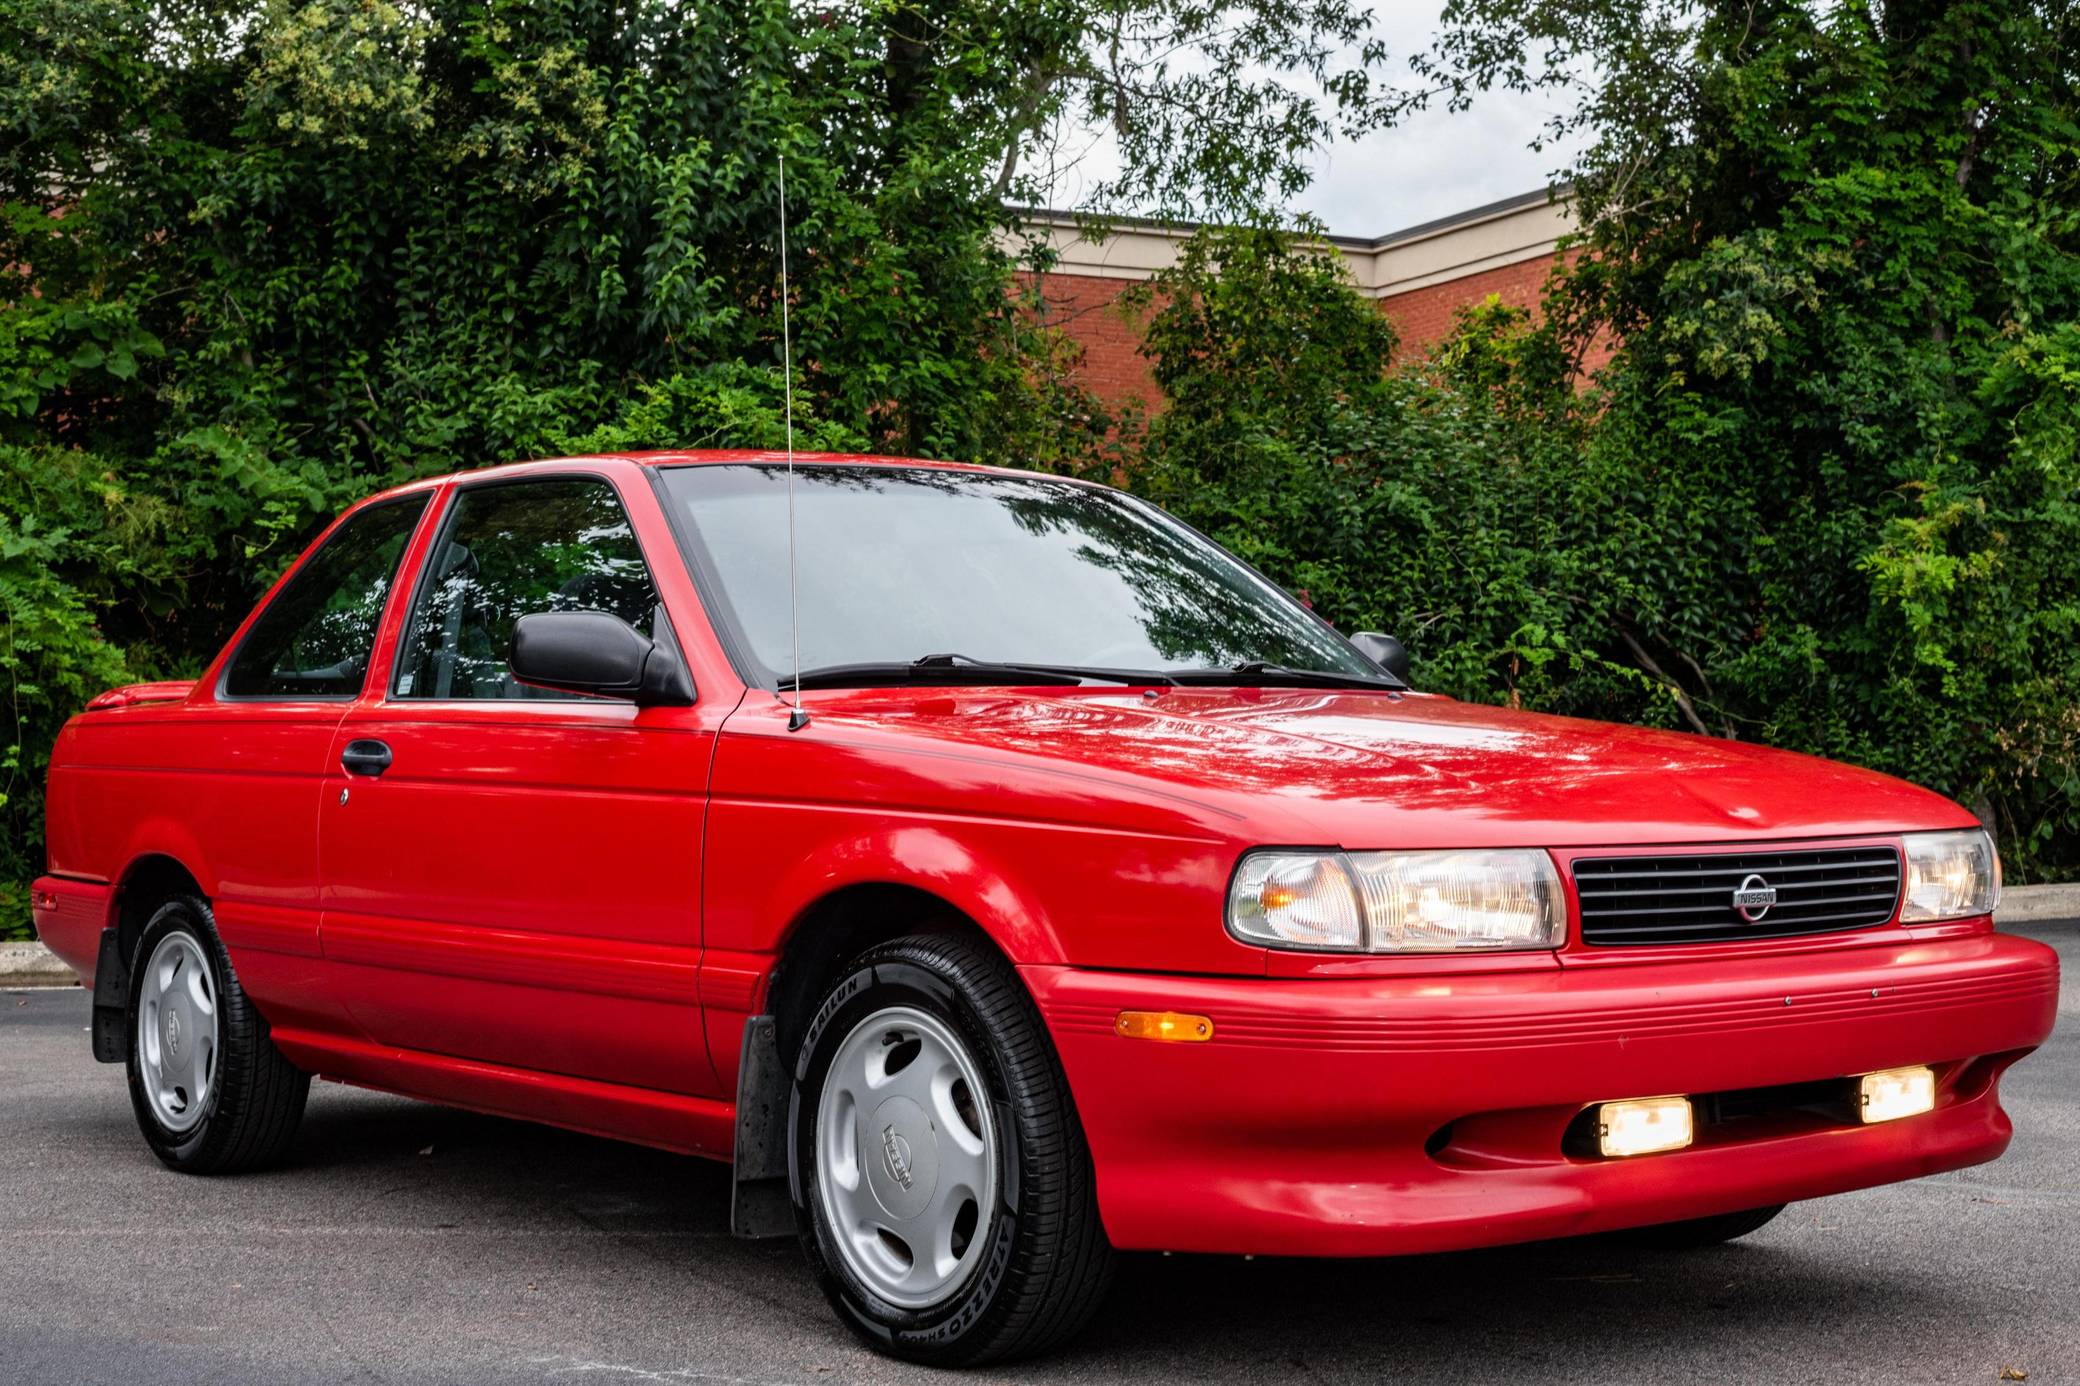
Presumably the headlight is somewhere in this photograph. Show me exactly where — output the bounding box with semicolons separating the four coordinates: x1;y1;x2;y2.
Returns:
1900;829;2000;922
1227;849;1563;953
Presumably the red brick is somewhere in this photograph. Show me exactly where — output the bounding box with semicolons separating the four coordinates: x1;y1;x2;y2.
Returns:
1024;247;1613;408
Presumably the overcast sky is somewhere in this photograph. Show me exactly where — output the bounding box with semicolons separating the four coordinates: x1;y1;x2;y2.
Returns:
1033;2;1587;237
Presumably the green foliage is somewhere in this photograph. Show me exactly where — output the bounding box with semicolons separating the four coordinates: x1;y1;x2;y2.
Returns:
1126;231;1649;717
0;445;141;932
1541;0;2080;875
0;0;1404;932
1127;226;1398;426
4;0;2075;940
1139;1;2080;879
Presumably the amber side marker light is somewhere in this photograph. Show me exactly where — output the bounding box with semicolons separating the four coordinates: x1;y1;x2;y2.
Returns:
1596;1096;1694;1157
1858;1065;1936;1123
1115;1011;1214;1042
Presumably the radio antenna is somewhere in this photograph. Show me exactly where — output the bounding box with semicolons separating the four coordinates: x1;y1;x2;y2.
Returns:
778;148;808;732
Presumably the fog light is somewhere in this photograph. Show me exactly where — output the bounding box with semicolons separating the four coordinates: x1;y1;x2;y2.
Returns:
1858;1065;1935;1123
1597;1096;1694;1157
1115;1010;1213;1042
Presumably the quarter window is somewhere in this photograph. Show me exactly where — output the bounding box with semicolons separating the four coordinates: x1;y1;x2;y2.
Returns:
223;496;429;699
393;477;663;700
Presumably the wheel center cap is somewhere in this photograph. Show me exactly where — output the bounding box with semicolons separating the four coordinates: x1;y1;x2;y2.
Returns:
866;1095;938;1221
165;1008;181;1059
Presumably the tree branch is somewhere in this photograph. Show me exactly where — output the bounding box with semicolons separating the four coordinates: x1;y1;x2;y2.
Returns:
1616;624;1713;737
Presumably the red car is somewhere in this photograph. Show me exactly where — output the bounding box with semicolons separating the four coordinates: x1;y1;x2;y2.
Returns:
32;452;2058;1364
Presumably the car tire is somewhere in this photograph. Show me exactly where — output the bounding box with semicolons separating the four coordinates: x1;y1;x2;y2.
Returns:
125;895;310;1173
790;932;1114;1365
1613;1203;1787;1250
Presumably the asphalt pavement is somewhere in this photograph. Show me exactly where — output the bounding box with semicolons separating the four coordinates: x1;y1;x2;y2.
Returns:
3;921;2075;1385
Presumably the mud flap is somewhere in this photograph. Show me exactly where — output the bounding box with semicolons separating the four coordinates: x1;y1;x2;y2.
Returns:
90;927;128;1063
731;1014;795;1239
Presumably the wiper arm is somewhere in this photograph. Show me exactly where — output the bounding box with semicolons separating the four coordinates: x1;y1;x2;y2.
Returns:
1165;660;1405;691
785;653;1170;691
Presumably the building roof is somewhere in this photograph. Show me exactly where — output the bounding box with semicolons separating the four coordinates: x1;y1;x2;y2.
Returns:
1006;187;1574;300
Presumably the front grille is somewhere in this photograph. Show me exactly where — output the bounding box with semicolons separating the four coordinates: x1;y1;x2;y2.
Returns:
1571;845;1903;946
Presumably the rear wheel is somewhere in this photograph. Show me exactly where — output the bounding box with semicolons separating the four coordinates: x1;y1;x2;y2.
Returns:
791;933;1113;1365
125;896;310;1173
1613;1203;1786;1250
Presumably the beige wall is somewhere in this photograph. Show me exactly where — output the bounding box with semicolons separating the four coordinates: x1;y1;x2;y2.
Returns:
1006;190;1574;299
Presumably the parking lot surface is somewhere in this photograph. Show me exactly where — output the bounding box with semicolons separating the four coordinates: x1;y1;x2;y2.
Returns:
3;921;2074;1385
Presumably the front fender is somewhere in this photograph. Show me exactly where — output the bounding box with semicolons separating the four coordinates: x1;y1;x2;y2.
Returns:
756;820;1065;967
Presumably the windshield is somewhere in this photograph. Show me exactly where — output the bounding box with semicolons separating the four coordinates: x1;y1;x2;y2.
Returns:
659;464;1380;686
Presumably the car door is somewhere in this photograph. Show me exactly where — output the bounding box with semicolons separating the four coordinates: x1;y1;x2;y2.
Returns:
190;493;432;1035
317;471;723;1096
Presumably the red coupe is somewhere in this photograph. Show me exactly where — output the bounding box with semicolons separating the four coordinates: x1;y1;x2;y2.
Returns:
31;452;2058;1364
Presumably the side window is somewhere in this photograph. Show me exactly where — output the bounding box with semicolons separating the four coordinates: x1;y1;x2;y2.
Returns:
224;496;429;699
393;477;662;701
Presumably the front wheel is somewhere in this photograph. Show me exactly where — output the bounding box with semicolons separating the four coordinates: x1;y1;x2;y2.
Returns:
791;933;1113;1365
125;896;310;1173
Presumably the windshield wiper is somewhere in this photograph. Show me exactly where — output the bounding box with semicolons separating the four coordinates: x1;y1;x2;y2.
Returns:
784;653;1172;691
1164;660;1405;691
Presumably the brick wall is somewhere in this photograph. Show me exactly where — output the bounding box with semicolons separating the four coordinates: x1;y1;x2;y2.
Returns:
1376;252;1565;357
1025;248;1589;411
1023;271;1161;412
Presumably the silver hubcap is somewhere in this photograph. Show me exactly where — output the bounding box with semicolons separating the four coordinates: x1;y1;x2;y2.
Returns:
137;932;218;1133
815;1005;998;1309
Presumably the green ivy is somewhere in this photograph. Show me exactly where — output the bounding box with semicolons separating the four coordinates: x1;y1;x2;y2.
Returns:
0;0;1401;934
4;0;2075;944
1128;0;2080;882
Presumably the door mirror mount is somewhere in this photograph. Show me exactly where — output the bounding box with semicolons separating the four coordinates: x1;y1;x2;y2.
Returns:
1350;631;1412;683
509;611;694;707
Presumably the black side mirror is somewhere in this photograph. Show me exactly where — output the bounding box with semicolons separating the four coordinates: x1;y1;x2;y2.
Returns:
1350;631;1412;682
509;611;694;707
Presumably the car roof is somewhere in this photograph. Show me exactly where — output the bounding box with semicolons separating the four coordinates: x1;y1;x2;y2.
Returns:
352;449;1041;508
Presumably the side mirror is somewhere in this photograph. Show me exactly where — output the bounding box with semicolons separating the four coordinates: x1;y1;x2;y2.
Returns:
1350;631;1412;682
509;611;694;707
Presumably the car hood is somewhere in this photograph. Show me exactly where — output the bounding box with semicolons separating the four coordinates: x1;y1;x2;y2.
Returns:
804;686;1974;849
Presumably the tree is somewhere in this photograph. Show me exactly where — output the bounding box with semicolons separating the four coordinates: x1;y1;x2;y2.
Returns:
1123;2;2080;879
1124;227;1645;730
1405;0;2080;870
0;0;1404;924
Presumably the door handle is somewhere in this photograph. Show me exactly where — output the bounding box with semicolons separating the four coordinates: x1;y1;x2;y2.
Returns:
340;739;393;777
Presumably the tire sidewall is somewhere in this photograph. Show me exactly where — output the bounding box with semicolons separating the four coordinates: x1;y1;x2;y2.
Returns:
790;954;1024;1360
124;898;232;1167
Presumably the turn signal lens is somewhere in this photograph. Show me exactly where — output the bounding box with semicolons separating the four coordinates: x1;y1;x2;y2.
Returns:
1858;1065;1935;1123
1900;829;2000;922
1115;1011;1214;1043
1227;852;1365;951
1596;1096;1694;1157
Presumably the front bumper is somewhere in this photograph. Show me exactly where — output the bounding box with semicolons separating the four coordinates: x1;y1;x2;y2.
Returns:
1026;929;2058;1257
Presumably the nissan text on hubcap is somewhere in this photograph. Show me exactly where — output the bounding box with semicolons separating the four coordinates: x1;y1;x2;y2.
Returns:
138;932;219;1132
816;1005;998;1310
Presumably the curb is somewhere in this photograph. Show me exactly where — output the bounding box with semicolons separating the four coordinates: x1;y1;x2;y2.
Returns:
1;940;81;988
6;884;2077;989
1996;881;2080;923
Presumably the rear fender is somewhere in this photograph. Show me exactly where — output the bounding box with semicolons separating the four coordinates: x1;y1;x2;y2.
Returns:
113;825;221;904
